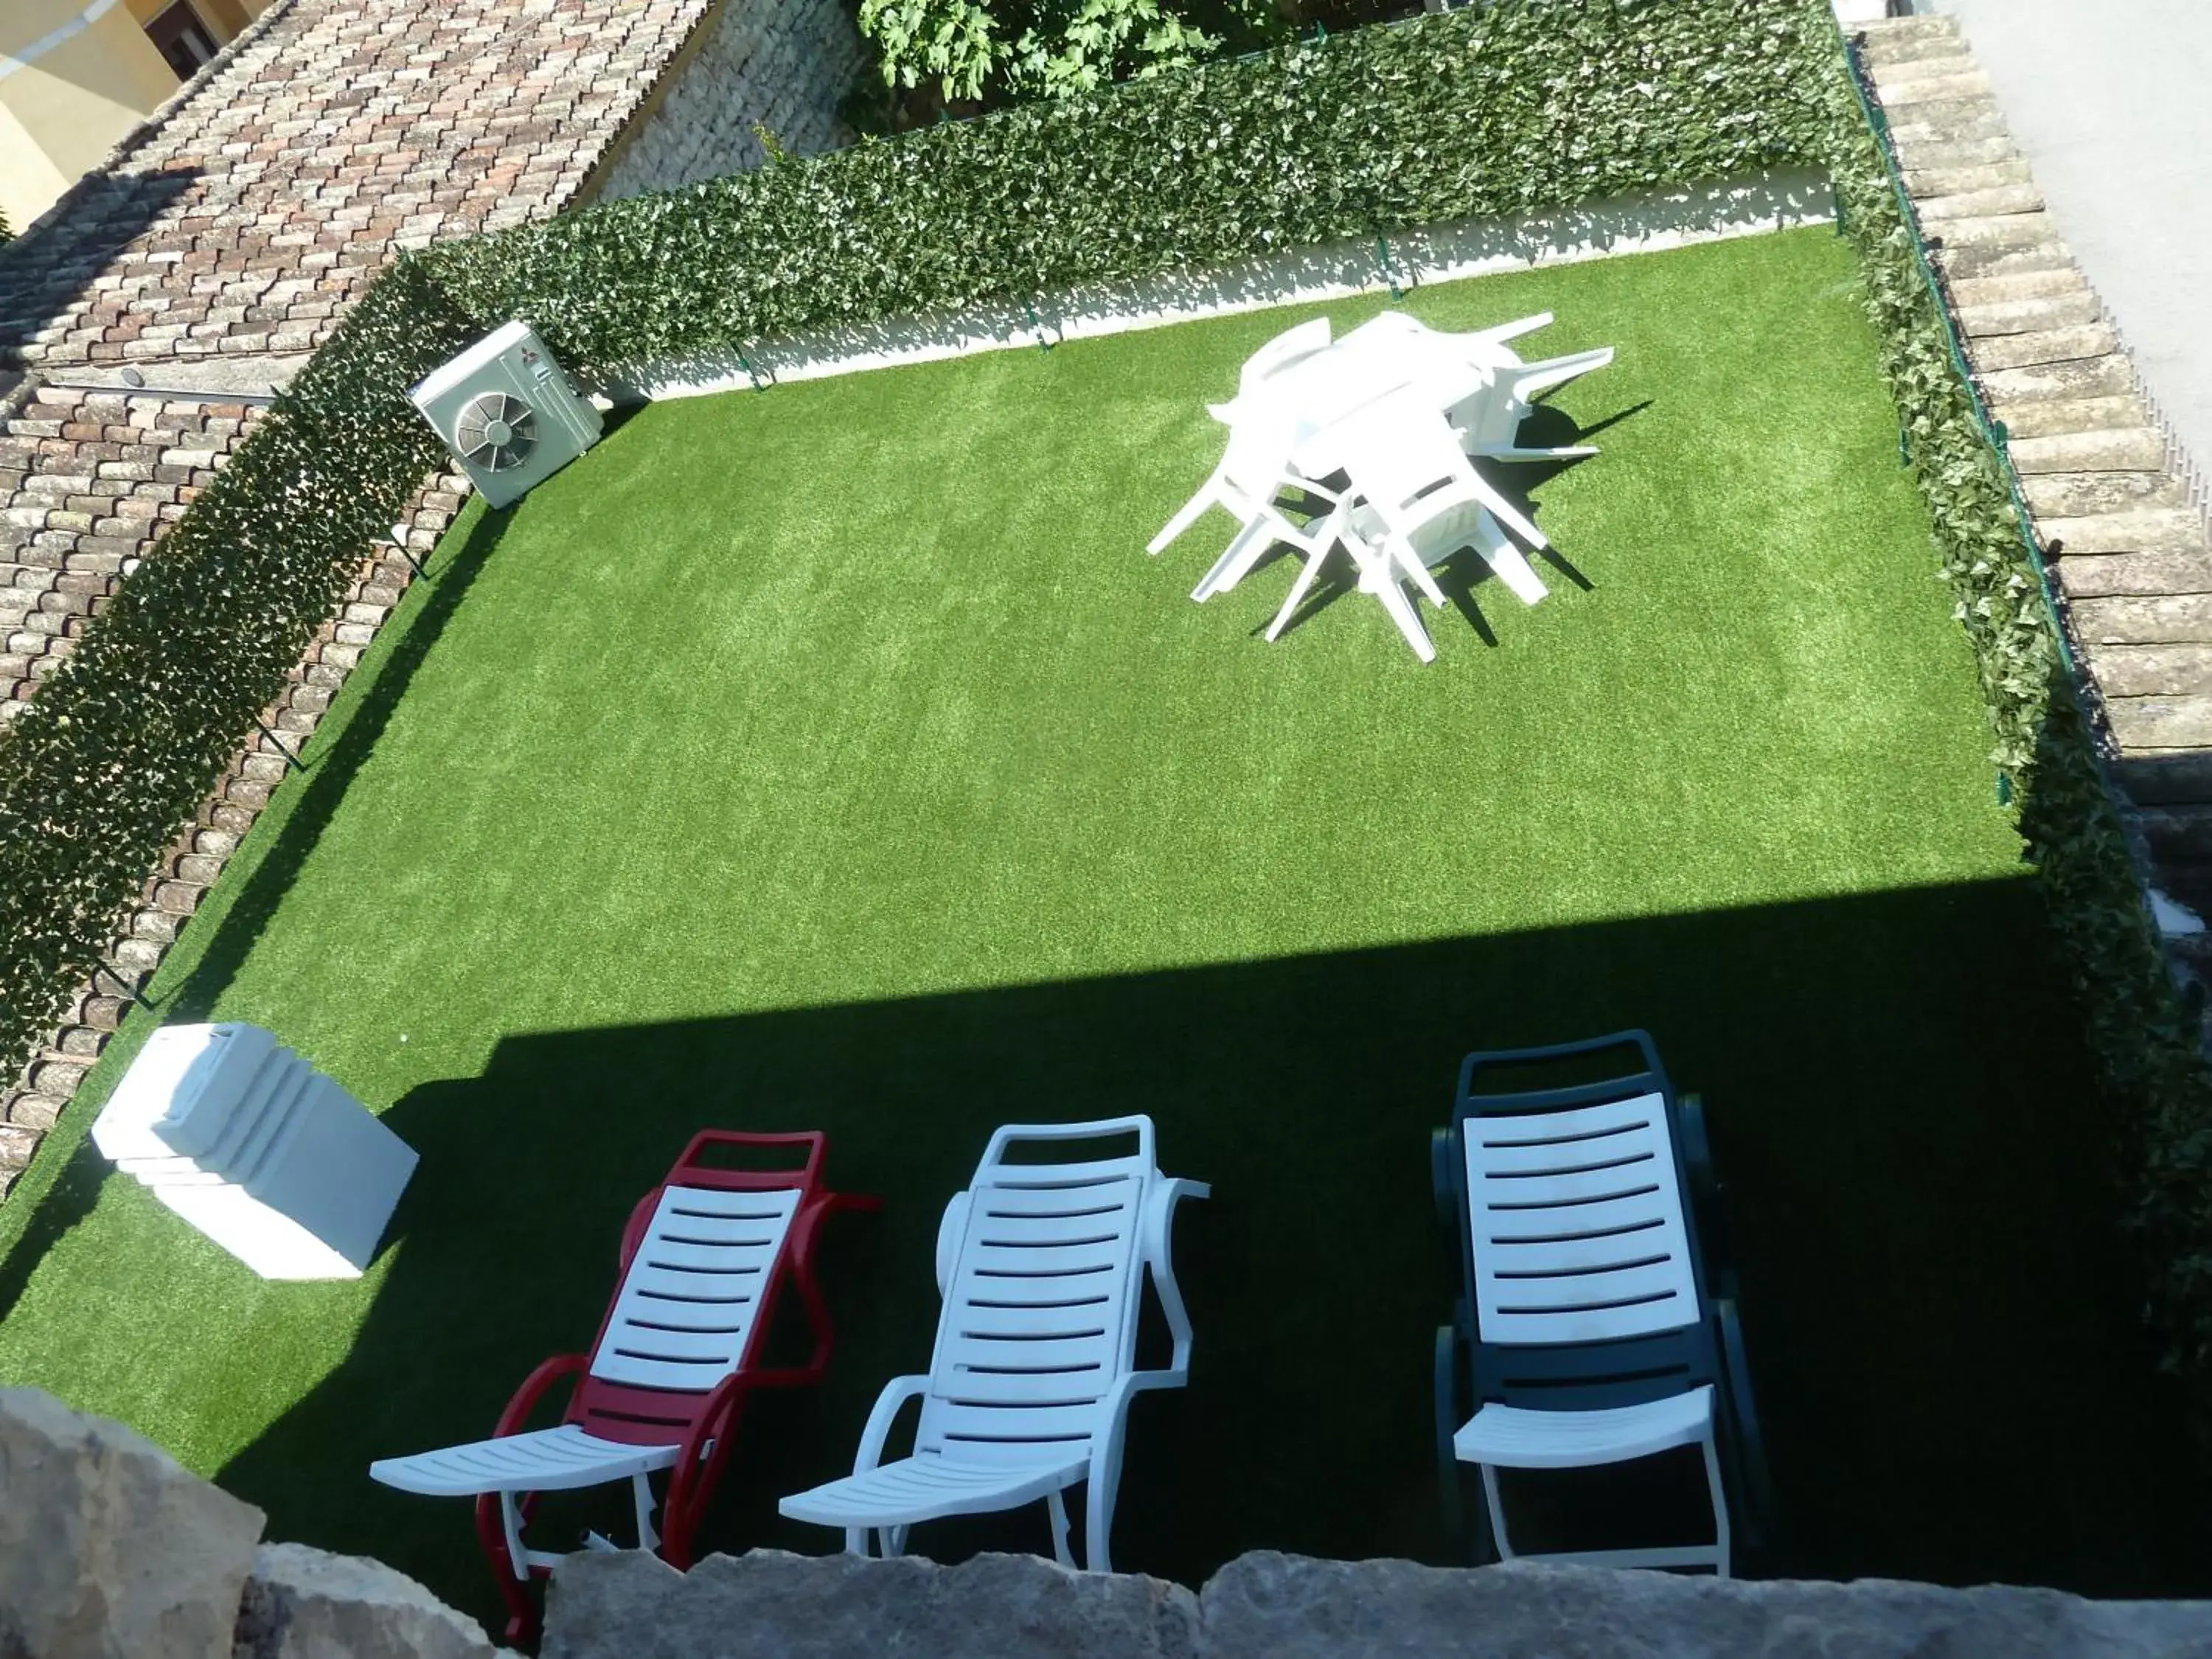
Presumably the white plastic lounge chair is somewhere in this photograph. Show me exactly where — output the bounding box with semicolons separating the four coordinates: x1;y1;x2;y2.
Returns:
779;1116;1208;1571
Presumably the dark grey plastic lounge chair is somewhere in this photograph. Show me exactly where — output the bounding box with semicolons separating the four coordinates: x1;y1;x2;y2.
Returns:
1432;1030;1772;1573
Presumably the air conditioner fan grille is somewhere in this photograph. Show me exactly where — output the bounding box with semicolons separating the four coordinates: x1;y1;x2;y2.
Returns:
453;391;538;473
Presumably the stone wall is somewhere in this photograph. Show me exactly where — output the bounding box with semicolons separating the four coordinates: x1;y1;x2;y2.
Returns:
7;1385;2211;1659
597;0;865;201
0;1386;507;1659
540;1547;2212;1659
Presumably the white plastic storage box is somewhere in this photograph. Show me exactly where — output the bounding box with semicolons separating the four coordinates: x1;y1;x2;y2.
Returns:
92;1023;417;1281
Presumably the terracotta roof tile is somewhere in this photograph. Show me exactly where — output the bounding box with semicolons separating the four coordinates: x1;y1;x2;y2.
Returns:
0;0;716;372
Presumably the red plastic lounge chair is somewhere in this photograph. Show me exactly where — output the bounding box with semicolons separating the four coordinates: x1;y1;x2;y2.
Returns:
369;1130;877;1642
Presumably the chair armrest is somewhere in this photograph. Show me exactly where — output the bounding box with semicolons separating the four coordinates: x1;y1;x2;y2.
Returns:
1677;1093;1738;1288
1431;1127;1459;1231
853;1376;931;1477
936;1192;971;1298
492;1353;590;1439
1677;1092;1717;1197
1141;1178;1208;1377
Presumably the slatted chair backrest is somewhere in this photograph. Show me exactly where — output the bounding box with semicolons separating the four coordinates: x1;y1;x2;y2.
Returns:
915;1118;1157;1469
1452;1034;1720;1410
1237;317;1332;396
1462;1091;1699;1346
568;1131;822;1447
1335;392;1478;521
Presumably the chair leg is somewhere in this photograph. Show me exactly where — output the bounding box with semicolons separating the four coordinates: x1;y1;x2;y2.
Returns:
1703;1436;1733;1579
1262;540;1335;641
1478;1464;1516;1560
1085;1462;1122;1574
1150;484;1217;556
631;1472;660;1555
476;1492;541;1647
1370;569;1437;662
1385;532;1449;611
1461;466;1547;551
1473;509;1547;606
844;1526;868;1557
1047;1489;1077;1568
1193;514;1277;602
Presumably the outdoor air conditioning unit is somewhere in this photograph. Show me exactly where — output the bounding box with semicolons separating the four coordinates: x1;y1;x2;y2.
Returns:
409;320;603;509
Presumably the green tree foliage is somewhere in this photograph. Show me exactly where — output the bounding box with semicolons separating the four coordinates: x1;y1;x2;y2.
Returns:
858;0;1264;105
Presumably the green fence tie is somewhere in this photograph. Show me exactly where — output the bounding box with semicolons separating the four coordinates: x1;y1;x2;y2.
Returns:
1997;773;2014;807
252;714;307;776
1898;425;1909;467
1374;234;1404;302
1024;296;1053;352
737;349;765;390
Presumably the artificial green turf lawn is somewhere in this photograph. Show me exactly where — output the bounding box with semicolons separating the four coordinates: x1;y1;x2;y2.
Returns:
3;226;2205;1621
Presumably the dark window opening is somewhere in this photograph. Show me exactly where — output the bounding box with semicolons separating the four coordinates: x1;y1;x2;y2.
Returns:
144;2;219;80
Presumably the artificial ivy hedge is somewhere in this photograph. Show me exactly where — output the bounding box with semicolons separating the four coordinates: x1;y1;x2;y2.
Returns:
1815;35;2212;1411
0;262;478;1074
422;0;1835;381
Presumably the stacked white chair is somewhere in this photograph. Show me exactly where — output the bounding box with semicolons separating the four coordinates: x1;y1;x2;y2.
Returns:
1152;307;1614;658
92;1022;417;1280
1150;319;1352;604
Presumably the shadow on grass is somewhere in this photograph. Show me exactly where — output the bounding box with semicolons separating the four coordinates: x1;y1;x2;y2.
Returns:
164;506;515;1023
215;878;2212;1631
0;1140;108;1327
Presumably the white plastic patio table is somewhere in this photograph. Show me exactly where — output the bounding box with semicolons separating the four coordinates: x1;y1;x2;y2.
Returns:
1254;318;1493;480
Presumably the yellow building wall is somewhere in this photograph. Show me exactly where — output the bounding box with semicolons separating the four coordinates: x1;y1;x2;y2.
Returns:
0;99;72;236
1;4;181;230
199;0;251;35
0;0;274;232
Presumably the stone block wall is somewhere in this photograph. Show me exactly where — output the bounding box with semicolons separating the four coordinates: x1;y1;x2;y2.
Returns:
598;0;866;200
8;1384;2211;1659
541;1545;2212;1659
0;1385;507;1659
